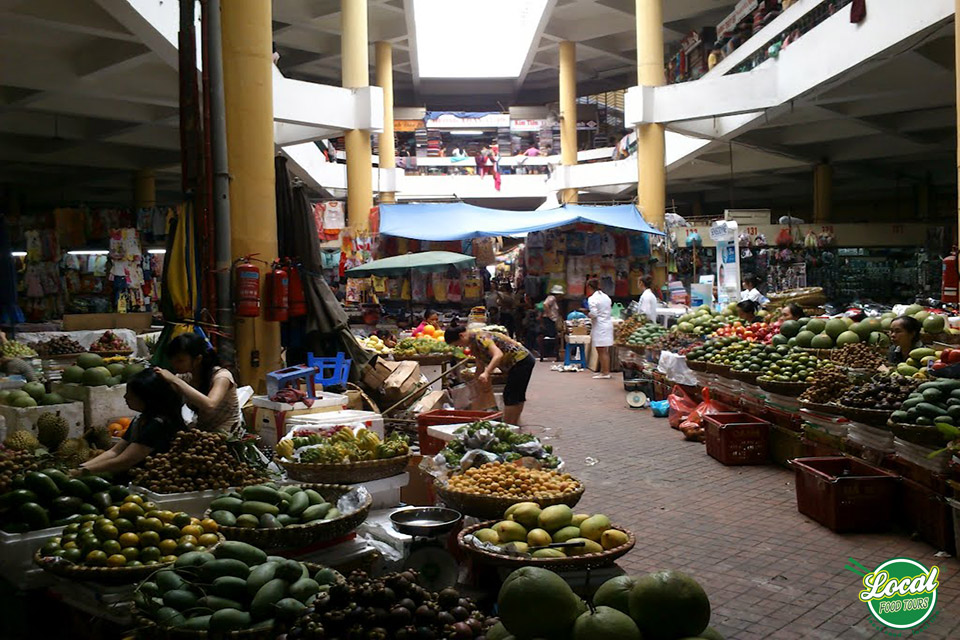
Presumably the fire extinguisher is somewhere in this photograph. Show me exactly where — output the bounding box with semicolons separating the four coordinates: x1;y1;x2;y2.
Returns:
286;260;307;318
942;246;959;304
234;258;261;317
264;262;289;322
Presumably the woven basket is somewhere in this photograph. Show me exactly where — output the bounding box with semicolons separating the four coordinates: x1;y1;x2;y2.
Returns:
34;534;224;584
435;482;584;521
686;360;708;373
204;484;371;549
798;400;842;416
757;377;808;397
730;369;760;385
457;521;635;571
836;404;895;427
277;454;410;484
705;362;732;377
888;422;949;448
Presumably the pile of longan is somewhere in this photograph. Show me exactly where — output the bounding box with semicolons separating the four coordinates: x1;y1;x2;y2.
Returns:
446;462;580;499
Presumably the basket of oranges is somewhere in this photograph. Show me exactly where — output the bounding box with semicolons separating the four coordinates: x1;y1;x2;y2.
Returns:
34;493;223;583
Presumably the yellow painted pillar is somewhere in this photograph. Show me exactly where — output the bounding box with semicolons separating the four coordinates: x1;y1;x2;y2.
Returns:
635;0;666;229
376;41;396;205
133;169;156;208
221;0;281;387
813;163;833;223
342;0;372;231
558;41;578;204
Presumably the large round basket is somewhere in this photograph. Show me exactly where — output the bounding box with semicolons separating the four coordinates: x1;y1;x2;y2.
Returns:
836;404;894;427
799;400;842;416
277;454;410;484
686;359;708;373
434;482;584;521
90;349;134;357
457;521;635;571
704;362;731;376
34;534;225;584
888;422;949;448
730;369;760;385
204;484;371;549
757;377;808;397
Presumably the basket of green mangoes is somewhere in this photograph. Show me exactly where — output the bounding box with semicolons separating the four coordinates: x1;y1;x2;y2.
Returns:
203;483;372;549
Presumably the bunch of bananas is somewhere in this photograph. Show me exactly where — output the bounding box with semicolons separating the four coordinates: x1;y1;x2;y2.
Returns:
376;433;410;459
291;433;325;449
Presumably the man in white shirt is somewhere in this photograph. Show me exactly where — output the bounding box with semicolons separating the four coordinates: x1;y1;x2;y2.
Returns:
586;278;614;379
638;274;658;323
740;274;769;305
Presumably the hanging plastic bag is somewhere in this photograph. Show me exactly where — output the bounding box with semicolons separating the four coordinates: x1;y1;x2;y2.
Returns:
686;388;731;425
657;352;698;386
667;385;698;429
775;227;794;247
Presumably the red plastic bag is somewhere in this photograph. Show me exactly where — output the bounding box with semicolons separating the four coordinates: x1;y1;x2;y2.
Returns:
687;389;731;425
667;386;698;430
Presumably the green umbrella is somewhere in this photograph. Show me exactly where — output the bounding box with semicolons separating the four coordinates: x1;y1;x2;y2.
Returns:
345;251;476;278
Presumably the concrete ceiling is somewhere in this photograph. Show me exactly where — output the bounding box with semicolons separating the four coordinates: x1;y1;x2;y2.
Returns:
274;0;737;107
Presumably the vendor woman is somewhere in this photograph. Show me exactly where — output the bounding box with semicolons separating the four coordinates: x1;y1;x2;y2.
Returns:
780;303;804;322
77;369;184;475
445;326;535;426
888;315;923;364
415;309;442;334
156;333;240;433
736;300;759;324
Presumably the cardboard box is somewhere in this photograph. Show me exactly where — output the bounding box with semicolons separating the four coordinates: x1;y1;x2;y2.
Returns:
448;381;496;411
410;390;449;415
52;382;137;429
569;326;589;335
0;402;85;442
361;358;400;392
62;312;154;332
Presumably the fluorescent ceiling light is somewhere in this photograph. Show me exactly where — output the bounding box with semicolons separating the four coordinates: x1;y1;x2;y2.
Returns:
413;0;549;78
11;251;26;257
68;250;109;256
451;130;485;135
147;249;166;254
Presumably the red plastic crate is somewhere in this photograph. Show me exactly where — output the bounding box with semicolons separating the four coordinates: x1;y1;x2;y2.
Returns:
899;477;955;553
765;406;802;433
792;457;899;533
704;412;771;465
887;456;952;496
416;410;503;456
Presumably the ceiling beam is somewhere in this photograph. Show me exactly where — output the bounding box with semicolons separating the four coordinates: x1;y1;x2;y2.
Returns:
513;0;559;102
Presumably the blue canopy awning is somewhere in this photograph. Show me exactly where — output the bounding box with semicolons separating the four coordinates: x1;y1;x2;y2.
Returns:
379;203;664;241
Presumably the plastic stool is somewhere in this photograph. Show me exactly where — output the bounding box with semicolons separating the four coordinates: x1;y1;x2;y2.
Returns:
564;343;587;368
306;352;352;389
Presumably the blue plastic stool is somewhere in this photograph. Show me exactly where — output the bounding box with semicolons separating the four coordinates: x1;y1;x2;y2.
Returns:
306;352;352;389
564;343;587;368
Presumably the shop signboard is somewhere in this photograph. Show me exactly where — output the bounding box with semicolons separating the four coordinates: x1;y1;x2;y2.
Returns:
510;118;547;132
424;112;510;129
394;119;424;132
711;221;741;311
576;120;598;131
680;30;702;54
717;0;759;37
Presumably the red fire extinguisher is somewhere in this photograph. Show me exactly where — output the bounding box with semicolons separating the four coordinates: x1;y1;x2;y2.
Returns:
264;262;289;322
286;260;307;318
943;247;959;304
234;258;261;317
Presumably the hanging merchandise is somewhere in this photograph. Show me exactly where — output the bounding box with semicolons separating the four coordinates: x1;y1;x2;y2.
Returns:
447;275;463;302
234;258;261;317
323;200;345;233
432;273;448;303
264;262;289;322
412;270;427;301
462;270;482;300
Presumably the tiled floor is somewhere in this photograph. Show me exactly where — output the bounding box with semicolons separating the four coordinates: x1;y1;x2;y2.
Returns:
521;363;960;639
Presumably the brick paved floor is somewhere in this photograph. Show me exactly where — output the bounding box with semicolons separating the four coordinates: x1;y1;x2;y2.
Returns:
520;363;960;640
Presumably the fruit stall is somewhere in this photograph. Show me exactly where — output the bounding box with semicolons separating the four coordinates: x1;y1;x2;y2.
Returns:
621;297;960;556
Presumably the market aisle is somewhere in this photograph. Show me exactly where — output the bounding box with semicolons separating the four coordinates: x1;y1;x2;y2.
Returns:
521;363;960;640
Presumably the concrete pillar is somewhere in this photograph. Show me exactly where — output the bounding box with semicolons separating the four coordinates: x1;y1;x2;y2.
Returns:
134;169;156;209
342;0;372;230
376;41;396;205
558;41;578;204
813;163;833;223
635;0;666;229
221;0;281;387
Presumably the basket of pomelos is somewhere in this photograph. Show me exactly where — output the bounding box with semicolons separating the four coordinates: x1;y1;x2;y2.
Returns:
34;493;223;583
434;462;584;520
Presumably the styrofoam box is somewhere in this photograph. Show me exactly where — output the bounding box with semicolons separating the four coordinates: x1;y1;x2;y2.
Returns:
425;421;515;444
284;409;385;439
52;382;138;429
128;486;223;518
0;525;61;588
252;392;348;412
0;401;85;442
